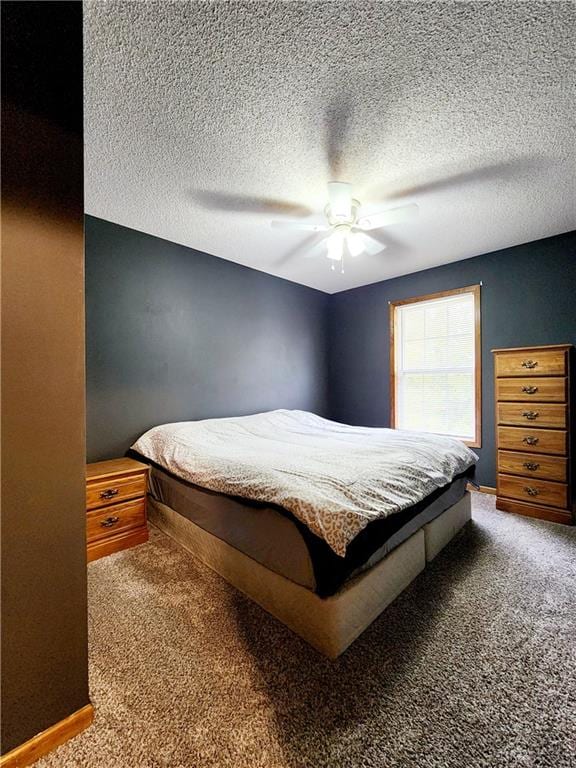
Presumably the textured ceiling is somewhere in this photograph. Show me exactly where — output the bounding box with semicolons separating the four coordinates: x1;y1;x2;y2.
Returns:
84;1;576;293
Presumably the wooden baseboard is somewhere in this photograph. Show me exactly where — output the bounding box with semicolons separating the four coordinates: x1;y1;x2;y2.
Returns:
0;704;93;768
467;483;496;495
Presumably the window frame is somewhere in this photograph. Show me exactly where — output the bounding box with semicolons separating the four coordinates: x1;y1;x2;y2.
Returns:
389;284;482;448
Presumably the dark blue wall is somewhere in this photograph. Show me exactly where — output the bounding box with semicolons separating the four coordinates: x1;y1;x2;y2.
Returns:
327;231;576;486
86;217;329;461
86;219;575;486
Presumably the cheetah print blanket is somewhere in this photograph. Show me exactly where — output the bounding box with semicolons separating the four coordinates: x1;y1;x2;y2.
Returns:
132;410;477;557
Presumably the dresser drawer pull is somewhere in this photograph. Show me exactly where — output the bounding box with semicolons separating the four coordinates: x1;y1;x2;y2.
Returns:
100;488;119;499
521;385;538;394
522;411;539;421
523;462;540;471
522;436;539;445
100;515;120;528
524;486;539;497
521;360;538;369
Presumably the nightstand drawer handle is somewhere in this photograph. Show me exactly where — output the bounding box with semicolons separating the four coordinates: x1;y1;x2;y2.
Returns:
522;411;539;421
521;385;538;394
522;436;539;445
521;360;538;369
524;486;539;497
523;462;540;471
100;515;120;528
100;488;119;499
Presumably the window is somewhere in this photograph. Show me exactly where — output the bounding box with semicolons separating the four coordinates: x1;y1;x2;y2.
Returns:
390;285;481;447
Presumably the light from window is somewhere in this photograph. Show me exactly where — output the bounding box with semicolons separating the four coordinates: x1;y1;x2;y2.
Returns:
391;286;480;446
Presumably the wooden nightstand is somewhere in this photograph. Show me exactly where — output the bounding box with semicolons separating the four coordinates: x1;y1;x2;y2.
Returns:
86;457;150;562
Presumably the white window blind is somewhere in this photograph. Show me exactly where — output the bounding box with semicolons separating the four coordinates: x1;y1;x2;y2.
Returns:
393;290;478;443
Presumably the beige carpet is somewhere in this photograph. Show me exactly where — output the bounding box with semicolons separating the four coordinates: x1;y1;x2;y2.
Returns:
38;493;576;768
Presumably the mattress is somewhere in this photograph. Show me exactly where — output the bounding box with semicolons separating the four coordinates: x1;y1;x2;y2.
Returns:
146;461;472;596
133;410;477;557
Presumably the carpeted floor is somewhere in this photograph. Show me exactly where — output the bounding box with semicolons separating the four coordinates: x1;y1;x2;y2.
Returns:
38;493;576;768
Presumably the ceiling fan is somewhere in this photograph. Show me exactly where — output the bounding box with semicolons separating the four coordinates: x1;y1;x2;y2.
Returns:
270;182;418;270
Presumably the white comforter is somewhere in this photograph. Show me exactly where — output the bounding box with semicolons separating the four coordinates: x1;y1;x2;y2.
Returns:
133;410;477;557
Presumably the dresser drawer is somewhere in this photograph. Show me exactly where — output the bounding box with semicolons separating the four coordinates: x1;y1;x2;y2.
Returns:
497;426;567;455
496;377;567;403
498;474;568;509
497;451;567;482
495;349;567;378
86;472;147;510
497;403;567;429
87;498;146;543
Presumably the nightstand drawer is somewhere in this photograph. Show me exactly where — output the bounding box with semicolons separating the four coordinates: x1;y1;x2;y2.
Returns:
496;377;567;403
87;498;146;543
497;402;567;429
86;473;147;510
497;451;567;482
498;474;568;509
495;349;567;377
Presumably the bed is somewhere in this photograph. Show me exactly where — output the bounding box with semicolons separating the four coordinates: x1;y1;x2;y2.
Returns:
132;410;477;658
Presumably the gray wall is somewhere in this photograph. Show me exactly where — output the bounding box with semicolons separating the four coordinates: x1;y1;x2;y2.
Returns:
87;222;575;486
86;216;329;461
2;1;89;754
327;231;576;487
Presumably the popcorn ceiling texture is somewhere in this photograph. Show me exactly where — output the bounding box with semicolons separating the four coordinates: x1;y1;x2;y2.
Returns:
84;1;576;293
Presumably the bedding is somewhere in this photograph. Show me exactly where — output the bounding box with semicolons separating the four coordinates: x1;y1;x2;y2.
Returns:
132;409;477;556
146;462;472;596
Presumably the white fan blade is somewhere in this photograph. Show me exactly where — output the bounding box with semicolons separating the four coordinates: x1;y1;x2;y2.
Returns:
271;220;328;232
360;233;385;256
327;181;352;219
357;203;418;231
304;238;330;259
348;232;384;257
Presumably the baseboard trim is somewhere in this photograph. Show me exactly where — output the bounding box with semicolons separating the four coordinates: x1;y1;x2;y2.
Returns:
467;483;496;495
0;704;93;768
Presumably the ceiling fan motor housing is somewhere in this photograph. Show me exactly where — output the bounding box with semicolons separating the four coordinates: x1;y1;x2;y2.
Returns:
325;200;360;227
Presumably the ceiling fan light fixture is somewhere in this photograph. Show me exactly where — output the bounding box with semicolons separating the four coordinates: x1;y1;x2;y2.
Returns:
326;226;347;260
270;181;417;270
347;231;365;257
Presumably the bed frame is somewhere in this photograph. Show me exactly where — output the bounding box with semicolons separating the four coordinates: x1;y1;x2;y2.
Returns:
148;492;471;658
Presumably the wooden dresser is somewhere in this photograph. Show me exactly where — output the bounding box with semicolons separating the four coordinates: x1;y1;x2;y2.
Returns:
86;457;150;562
494;344;574;524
